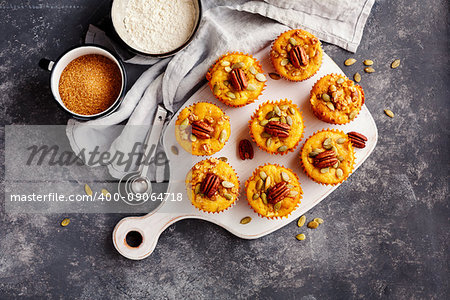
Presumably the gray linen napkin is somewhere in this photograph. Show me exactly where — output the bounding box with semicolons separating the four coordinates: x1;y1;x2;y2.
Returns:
66;0;374;180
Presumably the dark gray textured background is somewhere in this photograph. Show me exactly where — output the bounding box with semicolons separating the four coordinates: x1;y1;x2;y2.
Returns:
0;0;449;299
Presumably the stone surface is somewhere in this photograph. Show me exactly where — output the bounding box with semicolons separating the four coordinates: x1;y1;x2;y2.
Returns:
0;0;448;299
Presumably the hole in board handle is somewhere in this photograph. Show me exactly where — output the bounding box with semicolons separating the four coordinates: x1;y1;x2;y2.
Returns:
125;230;143;248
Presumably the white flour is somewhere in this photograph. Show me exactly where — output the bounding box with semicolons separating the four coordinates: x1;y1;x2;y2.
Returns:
123;0;197;54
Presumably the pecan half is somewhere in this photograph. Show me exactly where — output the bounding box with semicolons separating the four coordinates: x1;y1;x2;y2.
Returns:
314;150;338;168
201;173;220;198
238;139;254;160
192;120;214;139
264;121;290;138
289;45;308;68
267;182;290;204
229;69;248;91
347;131;367;148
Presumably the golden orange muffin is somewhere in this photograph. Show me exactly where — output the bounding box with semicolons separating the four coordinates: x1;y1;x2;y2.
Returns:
310;73;365;124
301;129;355;185
175;102;230;156
271;29;323;82
206;52;266;107
249;100;304;155
245;164;302;219
186;158;239;213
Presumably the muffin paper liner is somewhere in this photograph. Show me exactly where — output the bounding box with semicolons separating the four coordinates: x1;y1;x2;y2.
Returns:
248;99;305;155
245;163;303;219
300;128;356;186
206;52;266;108
270;29;323;82
186;158;240;214
175;101;231;157
309;73;365;125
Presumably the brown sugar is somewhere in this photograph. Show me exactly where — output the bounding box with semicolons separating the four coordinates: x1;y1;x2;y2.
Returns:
58;54;122;115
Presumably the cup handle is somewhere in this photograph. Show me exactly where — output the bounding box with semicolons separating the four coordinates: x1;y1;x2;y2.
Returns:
39;58;55;71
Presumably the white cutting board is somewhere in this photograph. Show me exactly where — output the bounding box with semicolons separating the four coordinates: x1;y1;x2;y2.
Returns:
113;46;378;260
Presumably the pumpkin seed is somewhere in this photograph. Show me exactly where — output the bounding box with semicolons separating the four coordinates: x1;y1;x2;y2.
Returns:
269;72;281;80
278;145;288;152
281;172;290;182
84;184;93;196
336;137;346;144
313;148;323;153
274;105;281;116
337;155;344;162
323;144;332;150
314;218;324;224
218;156;228;162
261;132;271;138
289;190;298;197
259;171;268;180
256;179;263;190
336;77;345;84
273;202;282;211
280;105;289;111
289;37;298;46
297;215;306;227
249;65;257;75
344;58;357;66
171;145;179;155
269;117;280;122
260;120;269;126
266;138;273;148
261;192;267;204
322;93;331;102
224;193;233;201
329;85;337;92
213;84;219;94
194;184;201;194
364;59;373;66
288;107;296;115
353;72;361;83
226;92;236;99
333;161;339;168
326;102;335;111
255;73;267;82
231;62;245;69
240;216;252;224
247;84;257;91
309;151;319;157
391;59;401;69
384;109;394;118
253;193;260;200
101;189;110;196
336;168;344;178
286;115;293;126
286;184;295;189
280;116;286;124
280;59;289;66
307;221;319;229
320;167;330;174
265;176;272;190
265;111;275;119
224;66;232;72
180;118;189;130
296;233;306;241
222;181;235;188
190;134;197;142
219;129;227;143
348;110;358;120
221;60;230;67
331;145;338;153
364;67;375;73
323;138;332;147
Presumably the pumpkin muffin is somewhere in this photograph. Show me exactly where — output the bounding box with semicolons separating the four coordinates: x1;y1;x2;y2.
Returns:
310;73;365;124
249;100;304;155
186;158;239;213
245;164;302;219
271;29;323;82
301;129;355;185
175;102;230;156
206;52;266;107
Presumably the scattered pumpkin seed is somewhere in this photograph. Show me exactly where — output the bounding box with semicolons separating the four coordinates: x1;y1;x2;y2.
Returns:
296;234;306;241
260;120;269;126
61;218;70;227
280;116;286;124
349;110;358;120
273;202;282;211
240;216;252;224
313;148;323;153
219;129;227;143
223;193;233;201
265;111;275;119
309;151;319;157
266;138;273;148
323;144;332;150
286;115;293;126
289;37;298;46
323;138;332;147
329;85;337;92
297;215;306;227
274;105;281;116
278;145;288;152
353;72;361;83
333;161;339;168
265;176;272;190
280;59;289;66
247;84;257;91
231;62;245;69
269;72;281;80
221;61;230;67
336;137;346;144
190;134;197;142
289;190;298;197
337;155;344;162
255;73;267;82
224;66;232;72
391;59;401;69
101;189;110;196
213;84;219;94
363;59;373;66
256;179;263;190
226;92;236;99
253;193;260;200
344;58;357;66
180;118;189;130
269;117;280;122
286;184;295;189
307;221;319;229
194;184;201;194
384;109;395;118
288;107;296;115
84;184;93;196
249;65;257;75
326;102;335;111
222;181;235;188
261;193;267;204
320;167;330;174
259;171;268;180
364;67;375;73
171;145;179;155
280;105;289;111
218;157;228;162
336;77;345;84
281;172;290;182
261;132;271;138
336;168;344;178
314;218;324;224
322;94;331;102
